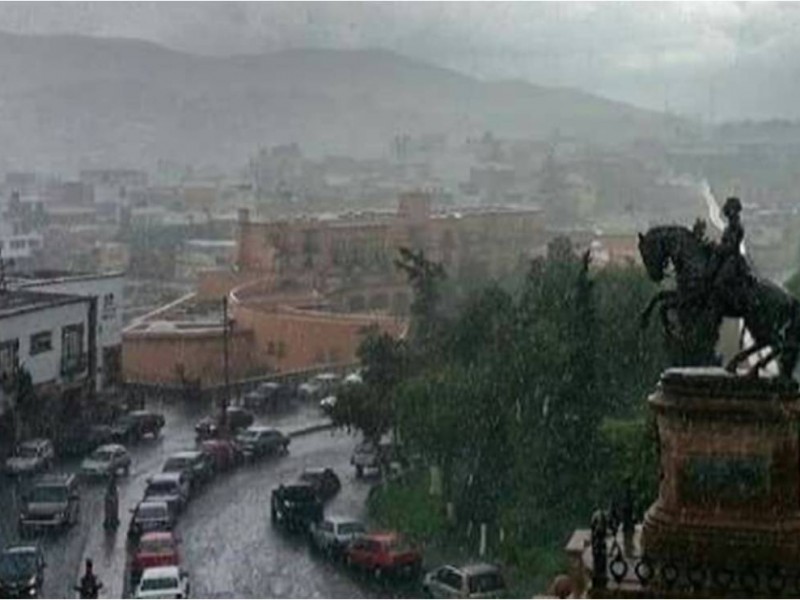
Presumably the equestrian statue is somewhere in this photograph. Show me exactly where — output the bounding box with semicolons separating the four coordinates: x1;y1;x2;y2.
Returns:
638;197;800;381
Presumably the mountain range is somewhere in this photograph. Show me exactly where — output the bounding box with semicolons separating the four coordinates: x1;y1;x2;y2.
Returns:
0;31;688;174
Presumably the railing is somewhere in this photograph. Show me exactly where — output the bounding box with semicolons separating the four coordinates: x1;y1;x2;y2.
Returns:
588;508;800;597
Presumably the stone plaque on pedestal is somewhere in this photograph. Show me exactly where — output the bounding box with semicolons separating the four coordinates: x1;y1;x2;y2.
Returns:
642;367;800;574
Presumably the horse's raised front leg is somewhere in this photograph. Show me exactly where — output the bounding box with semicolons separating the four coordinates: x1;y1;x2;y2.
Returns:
641;290;677;329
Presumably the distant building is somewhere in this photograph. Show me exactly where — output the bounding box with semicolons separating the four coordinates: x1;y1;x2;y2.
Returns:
236;191;547;291
176;240;236;282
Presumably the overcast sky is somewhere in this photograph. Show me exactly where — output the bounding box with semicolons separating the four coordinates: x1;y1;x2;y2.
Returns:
1;1;799;119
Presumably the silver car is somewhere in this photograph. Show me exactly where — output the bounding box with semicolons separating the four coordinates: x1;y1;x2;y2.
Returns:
80;444;131;478
423;563;507;599
5;439;54;476
309;516;365;557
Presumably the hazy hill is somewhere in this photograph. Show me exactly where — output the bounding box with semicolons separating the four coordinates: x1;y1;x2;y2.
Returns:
0;32;687;173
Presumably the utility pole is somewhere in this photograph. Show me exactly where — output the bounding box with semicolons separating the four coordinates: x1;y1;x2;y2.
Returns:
221;295;231;436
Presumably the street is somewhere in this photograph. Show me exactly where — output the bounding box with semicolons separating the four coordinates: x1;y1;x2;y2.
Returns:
0;399;405;598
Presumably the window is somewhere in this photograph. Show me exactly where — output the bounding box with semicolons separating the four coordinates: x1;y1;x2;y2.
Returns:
29;331;52;355
61;323;84;375
0;339;19;379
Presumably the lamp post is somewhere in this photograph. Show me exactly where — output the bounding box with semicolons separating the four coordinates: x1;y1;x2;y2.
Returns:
221;295;232;436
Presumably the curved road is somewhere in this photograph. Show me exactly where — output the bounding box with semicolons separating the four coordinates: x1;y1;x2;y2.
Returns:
1;398;406;598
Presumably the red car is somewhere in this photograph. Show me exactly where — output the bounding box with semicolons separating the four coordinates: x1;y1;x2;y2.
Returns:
200;439;240;472
130;531;181;583
345;531;422;579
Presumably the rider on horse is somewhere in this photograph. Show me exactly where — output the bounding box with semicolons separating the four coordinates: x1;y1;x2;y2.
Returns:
709;197;752;312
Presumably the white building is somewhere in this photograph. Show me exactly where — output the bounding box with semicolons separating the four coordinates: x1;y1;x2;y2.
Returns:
9;272;125;390
0;290;93;416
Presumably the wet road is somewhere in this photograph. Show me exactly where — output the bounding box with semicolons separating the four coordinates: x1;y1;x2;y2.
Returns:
0;398;405;598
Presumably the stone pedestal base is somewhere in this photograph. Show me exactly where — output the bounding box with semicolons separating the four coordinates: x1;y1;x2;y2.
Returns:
642;367;800;572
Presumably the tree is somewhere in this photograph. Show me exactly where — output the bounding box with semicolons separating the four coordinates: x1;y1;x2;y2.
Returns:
394;247;447;356
329;328;408;443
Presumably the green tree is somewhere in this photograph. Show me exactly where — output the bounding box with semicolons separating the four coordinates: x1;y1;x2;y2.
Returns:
329;328;407;443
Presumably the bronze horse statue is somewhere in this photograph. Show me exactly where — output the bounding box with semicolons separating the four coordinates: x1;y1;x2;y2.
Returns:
638;224;800;379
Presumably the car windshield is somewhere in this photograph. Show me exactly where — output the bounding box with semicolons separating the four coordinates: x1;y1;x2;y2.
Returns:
89;449;114;462
29;485;67;503
139;538;175;554
0;551;36;579
115;416;134;426
338;522;365;535
469;572;505;594
147;481;177;496
163;457;192;471
137;505;168;520
141;576;178;591
282;486;316;501
16;446;39;459
299;472;321;482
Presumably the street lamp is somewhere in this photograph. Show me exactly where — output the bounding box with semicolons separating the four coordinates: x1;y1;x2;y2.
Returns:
220;295;235;437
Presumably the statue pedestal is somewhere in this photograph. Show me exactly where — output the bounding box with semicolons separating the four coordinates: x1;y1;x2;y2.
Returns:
642;367;800;574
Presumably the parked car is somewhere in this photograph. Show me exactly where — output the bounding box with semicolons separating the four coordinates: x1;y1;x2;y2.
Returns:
200;439;240;472
130;531;181;584
54;423;112;458
298;371;342;400
134;566;190;600
18;474;80;537
298;467;341;502
345;532;422;580
162;451;215;491
319;396;337;416
309;517;366;557
80;444;131;479
296;381;322;400
314;372;340;394
0;544;46;598
111;411;165;442
5;439;54;476
243;382;291;411
351;440;405;478
235;427;289;460
343;370;363;386
350;441;380;478
143;473;190;515
270;483;323;533
422;563;507;598
128;501;175;541
194;406;254;440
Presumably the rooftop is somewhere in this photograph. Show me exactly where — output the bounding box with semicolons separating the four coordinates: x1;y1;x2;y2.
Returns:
0;289;89;320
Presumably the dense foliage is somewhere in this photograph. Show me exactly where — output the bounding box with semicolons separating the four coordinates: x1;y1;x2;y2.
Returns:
336;239;671;585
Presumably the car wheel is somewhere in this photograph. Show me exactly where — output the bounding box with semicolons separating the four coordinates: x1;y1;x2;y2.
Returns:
270;506;277;523
355;466;363;478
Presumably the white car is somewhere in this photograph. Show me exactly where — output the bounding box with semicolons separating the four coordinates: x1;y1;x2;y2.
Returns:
319;396;337;414
5;439;54;476
135;565;190;599
309;516;365;556
80;444;131;478
422;563;507;599
343;371;363;385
